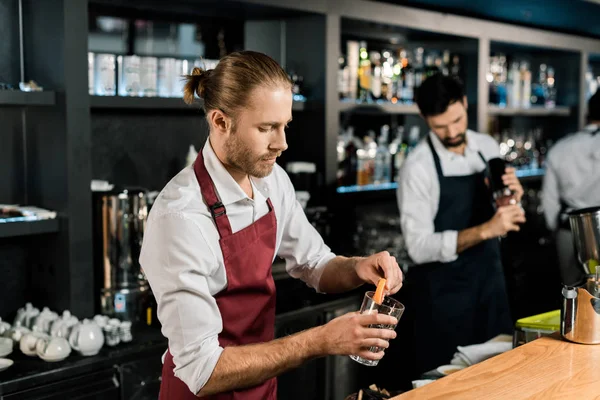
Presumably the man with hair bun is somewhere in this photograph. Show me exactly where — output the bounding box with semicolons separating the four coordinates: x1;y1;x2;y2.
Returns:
140;51;404;399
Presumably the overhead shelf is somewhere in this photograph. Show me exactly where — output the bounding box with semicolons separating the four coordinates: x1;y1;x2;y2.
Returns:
90;95;308;111
0;91;56;106
337;182;398;194
90;96;201;110
0;219;60;239
339;100;420;114
515;168;545;182
488;105;571;116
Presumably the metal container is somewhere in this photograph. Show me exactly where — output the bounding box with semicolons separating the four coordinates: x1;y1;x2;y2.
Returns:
117;55;141;97
94;53;116;96
92;187;152;324
561;206;600;344
568;206;600;275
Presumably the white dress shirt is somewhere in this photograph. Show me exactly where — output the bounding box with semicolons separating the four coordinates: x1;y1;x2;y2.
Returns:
397;130;501;265
139;141;336;395
542;124;600;231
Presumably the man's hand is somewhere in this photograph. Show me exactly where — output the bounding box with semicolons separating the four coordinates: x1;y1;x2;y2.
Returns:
317;312;398;361
502;167;524;202
354;251;403;296
482;204;526;239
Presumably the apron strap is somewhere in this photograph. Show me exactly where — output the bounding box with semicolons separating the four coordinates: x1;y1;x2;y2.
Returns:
426;135;444;178
193;150;233;239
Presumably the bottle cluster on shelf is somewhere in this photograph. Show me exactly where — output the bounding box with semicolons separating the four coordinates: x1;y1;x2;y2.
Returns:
337;124;423;189
88;52;219;98
492;128;551;174
88;52;307;101
585;65;600;101
338;41;462;105
488;54;557;109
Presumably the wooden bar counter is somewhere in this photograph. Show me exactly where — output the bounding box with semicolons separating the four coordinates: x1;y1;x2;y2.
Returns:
393;334;600;399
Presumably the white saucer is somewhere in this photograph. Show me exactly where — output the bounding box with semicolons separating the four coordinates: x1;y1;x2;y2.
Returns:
0;347;12;358
0;358;14;372
38;353;68;362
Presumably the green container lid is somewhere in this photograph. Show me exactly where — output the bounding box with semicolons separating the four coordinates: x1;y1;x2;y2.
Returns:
515;310;561;331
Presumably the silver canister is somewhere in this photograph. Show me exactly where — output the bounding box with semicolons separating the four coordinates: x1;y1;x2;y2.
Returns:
139;57;158;97
158;57;177;97
93;188;150;324
561;206;600;344
94;53;117;96
117;55;141;97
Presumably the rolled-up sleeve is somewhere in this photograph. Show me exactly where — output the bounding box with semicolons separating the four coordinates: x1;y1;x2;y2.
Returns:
276;177;336;292
397;160;459;264
140;213;223;395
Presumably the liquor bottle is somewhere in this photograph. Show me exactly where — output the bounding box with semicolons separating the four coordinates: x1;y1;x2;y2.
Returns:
520;62;531;109
370;51;383;101
389;126;406;181
338;55;349;100
381;50;394;102
343;127;359;186
347;41;360;101
531;63;547;106
358;41;371;103
442;50;451;76
374;125;392;184
545;66;557;108
413;47;425;88
506;62;521;107
450;54;461;78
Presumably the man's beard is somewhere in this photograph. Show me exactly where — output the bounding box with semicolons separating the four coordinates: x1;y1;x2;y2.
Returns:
224;132;280;178
442;133;466;148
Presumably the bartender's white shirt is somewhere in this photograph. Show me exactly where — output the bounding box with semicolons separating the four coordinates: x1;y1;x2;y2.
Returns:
542;124;600;231
397;130;501;265
139;141;336;395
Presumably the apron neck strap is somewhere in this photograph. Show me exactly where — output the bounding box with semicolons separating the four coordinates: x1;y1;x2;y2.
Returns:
193;150;233;238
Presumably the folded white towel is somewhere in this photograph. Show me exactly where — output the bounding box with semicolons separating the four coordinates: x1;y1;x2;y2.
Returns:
450;335;513;366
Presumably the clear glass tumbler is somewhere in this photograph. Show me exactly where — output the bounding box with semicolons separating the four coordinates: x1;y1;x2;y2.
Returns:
349;291;405;367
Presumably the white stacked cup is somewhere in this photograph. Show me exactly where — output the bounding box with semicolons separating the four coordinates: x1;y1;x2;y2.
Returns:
119;321;133;343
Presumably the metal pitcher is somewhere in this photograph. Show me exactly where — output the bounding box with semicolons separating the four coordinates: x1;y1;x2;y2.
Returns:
561;206;600;344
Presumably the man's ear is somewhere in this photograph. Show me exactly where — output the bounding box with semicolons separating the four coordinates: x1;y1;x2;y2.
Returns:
208;110;233;135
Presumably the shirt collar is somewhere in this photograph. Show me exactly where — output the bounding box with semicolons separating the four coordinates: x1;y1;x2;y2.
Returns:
428;129;478;159
202;140;270;206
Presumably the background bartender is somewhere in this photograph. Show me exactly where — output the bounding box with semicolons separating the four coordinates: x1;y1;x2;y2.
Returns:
542;91;600;285
396;74;525;374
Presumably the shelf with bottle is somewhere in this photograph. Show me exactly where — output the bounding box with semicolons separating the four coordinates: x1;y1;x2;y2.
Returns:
89;52;310;111
493;127;550;182
336;123;424;194
337;30;462;114
487;44;579;116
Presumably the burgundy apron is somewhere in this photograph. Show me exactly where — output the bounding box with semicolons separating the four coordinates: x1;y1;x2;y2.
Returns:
158;151;278;400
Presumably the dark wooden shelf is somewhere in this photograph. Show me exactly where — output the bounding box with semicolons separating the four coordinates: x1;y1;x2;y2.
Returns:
488;105;571;116
0;91;56;106
0;219;60;239
90;95;201;110
90;96;308;111
339;100;420;114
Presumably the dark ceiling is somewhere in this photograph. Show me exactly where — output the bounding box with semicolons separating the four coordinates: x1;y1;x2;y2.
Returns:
371;0;600;40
